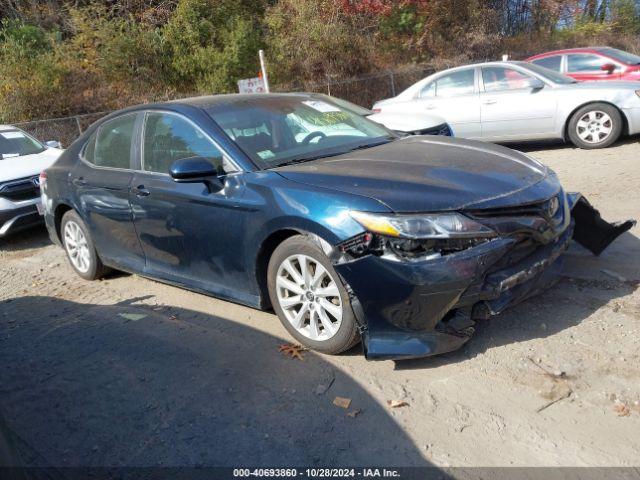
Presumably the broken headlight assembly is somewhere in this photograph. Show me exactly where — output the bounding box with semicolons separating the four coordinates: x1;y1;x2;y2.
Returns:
340;211;498;261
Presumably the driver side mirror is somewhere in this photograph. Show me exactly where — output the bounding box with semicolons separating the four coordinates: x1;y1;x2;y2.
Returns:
169;156;224;193
600;63;616;74
527;78;545;90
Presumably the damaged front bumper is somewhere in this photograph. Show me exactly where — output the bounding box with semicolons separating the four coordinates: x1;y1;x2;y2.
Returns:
334;194;635;360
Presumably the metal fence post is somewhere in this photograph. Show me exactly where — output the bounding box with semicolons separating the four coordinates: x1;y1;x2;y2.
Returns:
75;116;82;135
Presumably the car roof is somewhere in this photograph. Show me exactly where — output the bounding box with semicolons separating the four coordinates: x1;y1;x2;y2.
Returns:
122;92;320;113
527;47;611;59
424;60;531;73
0;124;18;131
90;92;327;123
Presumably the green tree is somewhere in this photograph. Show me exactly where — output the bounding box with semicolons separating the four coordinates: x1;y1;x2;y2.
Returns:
162;0;263;93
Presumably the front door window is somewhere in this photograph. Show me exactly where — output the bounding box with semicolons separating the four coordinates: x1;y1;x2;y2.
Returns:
143;113;230;174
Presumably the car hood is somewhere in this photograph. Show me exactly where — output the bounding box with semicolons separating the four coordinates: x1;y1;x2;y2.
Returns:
274;136;551;212
0;148;62;183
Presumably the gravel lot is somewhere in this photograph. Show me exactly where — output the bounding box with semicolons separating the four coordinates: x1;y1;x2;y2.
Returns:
1;138;639;468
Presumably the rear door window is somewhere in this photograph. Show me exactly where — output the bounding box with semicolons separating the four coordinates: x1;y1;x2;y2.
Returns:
92;114;137;169
482;67;534;92
434;69;475;97
532;56;562;72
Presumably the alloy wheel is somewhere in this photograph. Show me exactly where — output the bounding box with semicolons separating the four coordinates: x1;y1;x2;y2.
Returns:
576;110;613;145
275;254;343;341
64;220;91;273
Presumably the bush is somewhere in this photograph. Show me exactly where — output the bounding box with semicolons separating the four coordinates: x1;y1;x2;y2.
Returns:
162;0;263;92
1;0;640;123
264;0;377;86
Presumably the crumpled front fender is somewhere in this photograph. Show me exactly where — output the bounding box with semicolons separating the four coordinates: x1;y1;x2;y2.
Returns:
334;193;635;361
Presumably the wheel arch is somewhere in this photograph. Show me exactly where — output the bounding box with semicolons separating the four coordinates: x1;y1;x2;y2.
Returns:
563;100;629;140
254;227;338;310
53;203;73;243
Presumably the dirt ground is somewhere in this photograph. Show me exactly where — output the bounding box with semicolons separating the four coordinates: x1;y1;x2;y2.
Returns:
1;138;639;468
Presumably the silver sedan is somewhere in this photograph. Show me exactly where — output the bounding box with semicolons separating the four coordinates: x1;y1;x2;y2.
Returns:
373;61;640;149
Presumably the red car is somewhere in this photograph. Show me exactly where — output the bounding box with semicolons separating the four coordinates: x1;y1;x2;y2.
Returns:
526;47;640;82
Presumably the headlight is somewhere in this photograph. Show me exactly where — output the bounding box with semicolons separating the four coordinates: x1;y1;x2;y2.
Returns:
350;211;496;239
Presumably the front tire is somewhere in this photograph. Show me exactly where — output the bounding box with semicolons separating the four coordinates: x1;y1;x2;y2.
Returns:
267;235;360;355
61;210;109;280
567;103;622;149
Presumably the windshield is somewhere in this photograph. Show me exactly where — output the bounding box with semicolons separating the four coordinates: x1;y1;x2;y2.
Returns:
206;95;393;168
599;47;640;65
517;61;577;84
0;129;45;159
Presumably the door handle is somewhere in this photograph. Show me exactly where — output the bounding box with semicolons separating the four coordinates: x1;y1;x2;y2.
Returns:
72;177;87;187
132;185;150;197
482;99;497;105
424;104;437;110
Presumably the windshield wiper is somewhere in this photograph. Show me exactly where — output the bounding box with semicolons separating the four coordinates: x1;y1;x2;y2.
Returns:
271;136;395;168
347;136;394;152
272;151;346;168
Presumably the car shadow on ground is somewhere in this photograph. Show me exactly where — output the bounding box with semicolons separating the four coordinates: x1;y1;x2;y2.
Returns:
0;296;432;469
396;232;640;370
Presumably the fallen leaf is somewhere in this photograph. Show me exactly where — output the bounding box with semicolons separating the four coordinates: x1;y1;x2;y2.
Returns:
387;399;409;408
118;313;148;322
168;314;178;321
333;396;352;409
278;343;307;360
614;402;631;417
346;409;362;418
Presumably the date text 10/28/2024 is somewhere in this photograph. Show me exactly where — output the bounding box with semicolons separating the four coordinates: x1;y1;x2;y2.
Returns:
233;468;401;478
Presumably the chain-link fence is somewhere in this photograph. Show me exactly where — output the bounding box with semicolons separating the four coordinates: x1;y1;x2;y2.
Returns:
12;64;440;147
14;111;109;149
274;64;439;109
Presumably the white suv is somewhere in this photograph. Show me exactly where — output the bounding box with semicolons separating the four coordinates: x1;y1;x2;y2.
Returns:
0;125;63;237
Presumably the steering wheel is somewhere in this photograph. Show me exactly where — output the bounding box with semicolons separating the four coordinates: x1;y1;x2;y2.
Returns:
301;131;327;145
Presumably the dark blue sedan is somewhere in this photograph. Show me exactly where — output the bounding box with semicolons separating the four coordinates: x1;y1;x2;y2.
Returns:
41;93;634;360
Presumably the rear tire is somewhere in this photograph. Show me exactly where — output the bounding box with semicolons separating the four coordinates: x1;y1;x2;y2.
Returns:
567;102;622;149
267;235;360;355
61;210;109;280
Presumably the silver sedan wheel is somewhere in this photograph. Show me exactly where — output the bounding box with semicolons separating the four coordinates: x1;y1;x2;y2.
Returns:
64;220;91;273
576;110;613;144
276;254;343;341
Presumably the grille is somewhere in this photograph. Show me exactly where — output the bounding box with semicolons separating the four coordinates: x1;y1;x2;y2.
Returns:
0;176;40;202
468;194;564;228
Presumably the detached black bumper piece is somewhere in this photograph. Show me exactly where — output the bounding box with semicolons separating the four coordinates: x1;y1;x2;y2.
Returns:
571;196;635;255
335;194;635;361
